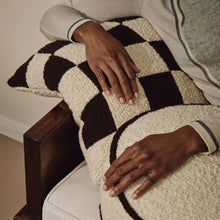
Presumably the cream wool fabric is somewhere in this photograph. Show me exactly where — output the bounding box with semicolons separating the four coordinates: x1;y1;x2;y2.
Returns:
100;105;220;220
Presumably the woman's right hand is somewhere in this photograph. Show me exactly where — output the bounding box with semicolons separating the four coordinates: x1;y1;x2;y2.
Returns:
72;21;140;105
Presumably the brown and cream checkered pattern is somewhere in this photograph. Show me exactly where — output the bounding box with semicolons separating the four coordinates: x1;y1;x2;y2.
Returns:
8;16;207;184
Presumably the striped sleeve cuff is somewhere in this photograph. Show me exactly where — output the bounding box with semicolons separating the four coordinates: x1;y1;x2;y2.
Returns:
188;120;219;154
67;18;95;42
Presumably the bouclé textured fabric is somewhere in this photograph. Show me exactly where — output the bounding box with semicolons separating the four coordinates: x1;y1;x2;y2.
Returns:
8;16;209;184
100;105;220;220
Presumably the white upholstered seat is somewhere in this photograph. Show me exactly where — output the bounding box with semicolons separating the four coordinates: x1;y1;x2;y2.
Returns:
43;162;100;220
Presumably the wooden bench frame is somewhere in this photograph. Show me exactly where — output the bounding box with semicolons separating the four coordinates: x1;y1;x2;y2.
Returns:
14;101;84;220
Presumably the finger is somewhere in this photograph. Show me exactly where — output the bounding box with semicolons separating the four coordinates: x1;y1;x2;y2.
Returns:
119;54;139;99
104;147;132;179
91;66;111;95
131;170;158;199
108;168;144;197
110;59;134;105
99;63;125;104
130;77;139;99
127;55;140;73
119;53;136;80
127;58;140;99
131;60;140;73
104;160;137;191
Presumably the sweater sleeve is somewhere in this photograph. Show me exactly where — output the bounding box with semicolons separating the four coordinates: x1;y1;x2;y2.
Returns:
40;0;145;42
188;113;220;154
40;4;95;42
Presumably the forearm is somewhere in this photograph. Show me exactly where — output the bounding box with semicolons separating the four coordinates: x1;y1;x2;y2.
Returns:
174;125;208;156
40;4;94;41
72;21;108;43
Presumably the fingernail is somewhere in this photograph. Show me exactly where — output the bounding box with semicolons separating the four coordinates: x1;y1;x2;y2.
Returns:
103;184;108;191
128;99;134;105
134;92;139;99
105;90;111;96
119;97;125;104
132;193;138;200
109;189;115;197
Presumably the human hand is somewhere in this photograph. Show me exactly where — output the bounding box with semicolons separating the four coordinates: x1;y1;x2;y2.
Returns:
103;125;207;199
73;21;140;105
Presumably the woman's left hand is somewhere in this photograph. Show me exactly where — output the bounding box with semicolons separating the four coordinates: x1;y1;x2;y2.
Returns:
103;125;207;199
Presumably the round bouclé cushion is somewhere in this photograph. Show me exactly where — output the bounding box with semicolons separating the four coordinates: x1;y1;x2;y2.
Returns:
100;105;220;220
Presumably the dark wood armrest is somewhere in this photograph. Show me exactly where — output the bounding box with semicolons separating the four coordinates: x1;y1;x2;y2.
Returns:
14;101;84;220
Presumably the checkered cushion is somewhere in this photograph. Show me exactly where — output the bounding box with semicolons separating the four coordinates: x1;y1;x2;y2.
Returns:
8;16;208;184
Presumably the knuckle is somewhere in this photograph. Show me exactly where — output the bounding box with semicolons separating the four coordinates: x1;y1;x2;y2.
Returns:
107;55;115;62
104;50;116;59
91;58;101;66
125;92;134;101
142;152;150;160
116;168;124;176
126;174;135;183
139;164;147;173
114;90;123;98
148;176;154;184
114;186;121;193
120;76;128;84
117;50;127;59
96;73;104;81
133;144;141;151
117;51;125;60
110;78;118;86
138;162;145;168
111;162;118;169
124;146;131;152
105;180;113;187
128;73;136;80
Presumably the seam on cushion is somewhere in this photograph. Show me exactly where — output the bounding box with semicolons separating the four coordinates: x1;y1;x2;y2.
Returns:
195;120;219;152
170;0;220;89
12;87;63;98
45;161;86;220
45;202;81;220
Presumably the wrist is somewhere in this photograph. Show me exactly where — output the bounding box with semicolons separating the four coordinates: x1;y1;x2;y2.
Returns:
175;125;208;156
72;21;106;44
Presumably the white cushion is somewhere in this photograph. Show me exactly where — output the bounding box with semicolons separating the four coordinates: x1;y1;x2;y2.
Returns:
43;162;100;220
